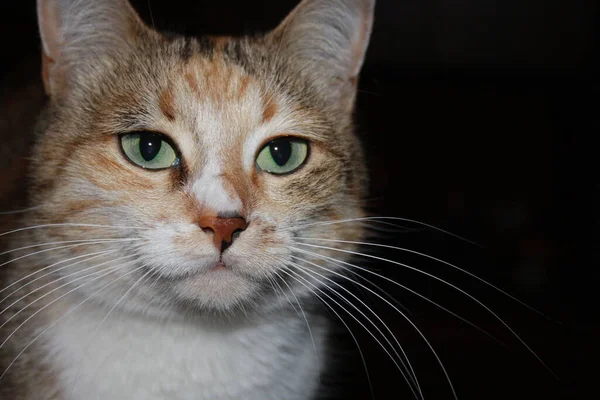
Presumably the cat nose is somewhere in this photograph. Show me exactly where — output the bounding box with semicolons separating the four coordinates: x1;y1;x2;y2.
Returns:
198;216;248;252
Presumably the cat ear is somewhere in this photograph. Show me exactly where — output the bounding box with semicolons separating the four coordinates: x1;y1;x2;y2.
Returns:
270;0;374;104
37;0;147;97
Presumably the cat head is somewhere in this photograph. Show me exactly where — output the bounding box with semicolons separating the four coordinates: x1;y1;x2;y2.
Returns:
29;0;374;316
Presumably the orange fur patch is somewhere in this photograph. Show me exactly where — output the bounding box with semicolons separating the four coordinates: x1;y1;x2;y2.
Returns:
238;75;251;100
261;95;278;123
184;70;202;99
159;86;176;121
81;150;155;192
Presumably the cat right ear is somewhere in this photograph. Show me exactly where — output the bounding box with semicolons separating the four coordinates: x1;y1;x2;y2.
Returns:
268;0;375;108
37;0;148;97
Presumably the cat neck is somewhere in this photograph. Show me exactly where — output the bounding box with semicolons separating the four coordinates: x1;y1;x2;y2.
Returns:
42;301;327;400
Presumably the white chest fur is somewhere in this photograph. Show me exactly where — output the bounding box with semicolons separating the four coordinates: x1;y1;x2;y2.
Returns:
44;306;326;400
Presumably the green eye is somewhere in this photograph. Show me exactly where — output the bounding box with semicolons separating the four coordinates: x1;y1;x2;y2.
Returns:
120;132;179;170
256;137;309;174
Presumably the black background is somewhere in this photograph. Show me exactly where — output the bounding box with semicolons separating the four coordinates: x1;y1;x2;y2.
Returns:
0;1;595;399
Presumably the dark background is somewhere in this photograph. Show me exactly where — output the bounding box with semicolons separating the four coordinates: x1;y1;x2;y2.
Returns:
0;0;595;399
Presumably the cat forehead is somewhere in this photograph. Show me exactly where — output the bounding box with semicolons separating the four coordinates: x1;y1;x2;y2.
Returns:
76;33;333;142
62;34;344;175
164;67;291;171
166;55;283;135
107;41;330;166
146;57;290;165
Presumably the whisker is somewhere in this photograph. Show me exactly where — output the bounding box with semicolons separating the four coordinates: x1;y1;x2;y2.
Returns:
0;206;42;215
0;238;142;258
276;267;377;400
288;258;424;400
0;263;148;380
0;223;151;238
0;258;139;335
98;267;154;326
270;269;321;384
144;269;162;293
0;254;138;317
293;242;558;379
312;254;413;316
69;268;158;393
280;265;423;400
146;0;156;30
0;249;120;301
295;237;551;320
288;216;481;247
270;270;300;315
0;241;136;270
360;221;427;234
292;247;505;348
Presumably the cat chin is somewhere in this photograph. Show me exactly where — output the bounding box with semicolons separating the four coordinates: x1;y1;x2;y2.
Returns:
169;268;263;312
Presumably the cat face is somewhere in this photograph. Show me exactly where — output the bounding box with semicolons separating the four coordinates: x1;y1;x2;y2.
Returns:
28;0;373;314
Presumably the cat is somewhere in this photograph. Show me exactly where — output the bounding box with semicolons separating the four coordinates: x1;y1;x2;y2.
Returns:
0;0;375;399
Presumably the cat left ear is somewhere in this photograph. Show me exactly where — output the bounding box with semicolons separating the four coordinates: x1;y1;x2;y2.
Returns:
37;0;148;97
269;0;375;105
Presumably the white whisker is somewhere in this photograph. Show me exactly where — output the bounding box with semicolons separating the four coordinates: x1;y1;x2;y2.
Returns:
270;271;300;316
288;258;424;400
312;254;413;316
0;249;120;302
0;241;134;270
0;254;138;317
293;242;558;379
0;259;139;336
270;268;320;384
295;237;549;319
291;246;505;346
288;216;481;247
0;223;151;238
0;238;142;258
69;267;155;389
0;263;148;380
0;206;42;215
360;220;427;234
280;265;423;400
276;267;377;400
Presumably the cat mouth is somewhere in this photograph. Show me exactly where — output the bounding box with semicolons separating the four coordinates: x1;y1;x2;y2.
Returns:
210;261;227;272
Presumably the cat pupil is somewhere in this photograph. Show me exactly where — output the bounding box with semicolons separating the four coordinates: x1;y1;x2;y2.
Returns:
269;139;292;166
139;133;162;161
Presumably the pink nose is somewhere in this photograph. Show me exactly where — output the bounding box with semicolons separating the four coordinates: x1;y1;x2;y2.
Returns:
198;216;248;252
